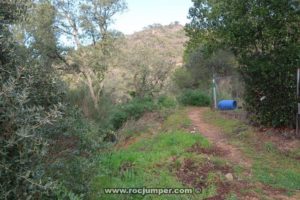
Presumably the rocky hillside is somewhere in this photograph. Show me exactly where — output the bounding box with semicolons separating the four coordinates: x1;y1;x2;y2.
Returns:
104;23;187;101
125;23;187;66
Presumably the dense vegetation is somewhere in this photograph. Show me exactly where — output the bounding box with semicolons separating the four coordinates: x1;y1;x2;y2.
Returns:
185;0;300;127
1;0;300;199
1;2;63;198
179;90;210;106
0;1;105;199
0;1;185;199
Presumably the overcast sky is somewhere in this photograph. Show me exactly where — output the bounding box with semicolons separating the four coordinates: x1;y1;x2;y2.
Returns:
111;0;193;34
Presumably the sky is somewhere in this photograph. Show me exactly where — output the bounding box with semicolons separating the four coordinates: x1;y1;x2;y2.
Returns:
111;0;193;35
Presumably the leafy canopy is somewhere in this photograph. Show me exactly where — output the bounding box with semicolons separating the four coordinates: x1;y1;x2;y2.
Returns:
186;0;300;127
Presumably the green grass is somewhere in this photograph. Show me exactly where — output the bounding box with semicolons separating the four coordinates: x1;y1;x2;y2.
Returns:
90;130;210;200
253;164;300;190
203;110;300;194
162;108;191;131
89;109;219;200
90;108;300;199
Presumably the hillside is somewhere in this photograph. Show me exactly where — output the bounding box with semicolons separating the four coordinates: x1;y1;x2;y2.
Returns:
103;23;187;102
125;23;187;66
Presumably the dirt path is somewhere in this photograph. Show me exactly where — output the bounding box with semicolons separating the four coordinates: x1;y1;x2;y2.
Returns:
188;107;300;200
188;107;252;168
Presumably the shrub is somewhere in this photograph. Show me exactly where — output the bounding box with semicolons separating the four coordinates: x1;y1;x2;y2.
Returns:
173;68;195;89
110;98;157;129
0;57;66;199
110;96;178;130
179;90;211;106
242;62;297;127
157;95;177;108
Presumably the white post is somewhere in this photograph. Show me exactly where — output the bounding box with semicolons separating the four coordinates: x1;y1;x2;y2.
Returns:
213;75;217;109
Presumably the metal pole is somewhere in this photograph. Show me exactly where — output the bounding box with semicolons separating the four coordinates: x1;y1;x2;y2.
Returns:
297;68;300;97
297;69;300;138
213;75;217;109
297;111;299;138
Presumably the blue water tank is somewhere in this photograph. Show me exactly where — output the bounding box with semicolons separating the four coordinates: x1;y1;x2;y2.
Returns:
218;100;237;110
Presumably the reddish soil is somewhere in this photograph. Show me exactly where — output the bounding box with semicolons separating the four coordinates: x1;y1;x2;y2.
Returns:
176;158;232;198
187;143;229;157
186;107;300;200
255;128;300;154
188;107;252;168
173;157;258;200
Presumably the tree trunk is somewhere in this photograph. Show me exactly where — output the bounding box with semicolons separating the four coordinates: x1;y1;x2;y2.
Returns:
84;71;99;110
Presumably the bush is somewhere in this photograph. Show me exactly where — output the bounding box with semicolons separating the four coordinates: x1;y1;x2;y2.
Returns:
240;59;298;127
110;98;157;129
179;90;210;106
110;96;177;130
43;104;109;198
157;95;177;108
173;68;195;89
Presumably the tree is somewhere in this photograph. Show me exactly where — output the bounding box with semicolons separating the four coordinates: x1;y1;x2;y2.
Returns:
67;41;112;110
25;1;61;66
174;47;236;92
121;38;174;98
79;0;127;43
186;0;300;127
13;1;66;108
54;0;127;111
54;0;81;48
0;1;65;198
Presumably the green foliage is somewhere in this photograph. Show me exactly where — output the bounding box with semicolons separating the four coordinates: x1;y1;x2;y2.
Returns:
48;155;98;198
25;1;60;66
0;2;62;198
1;2;102;199
54;184;83;200
173;68;196;89
40;104;107;199
79;0;127;43
186;0;300;127
0;73;63;199
188;49;236;89
54;0;127;112
174;48;239;104
110;95;179;130
110;98;157;130
243;63;298;127
179;90;211;106
157;95;177;108
66;82;116;125
91;130;210;200
115;23;186;99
